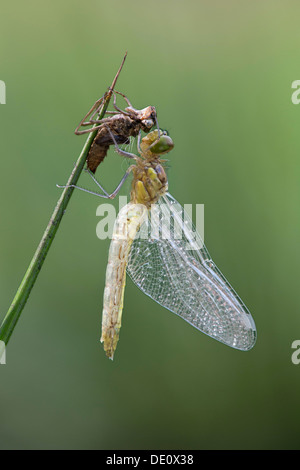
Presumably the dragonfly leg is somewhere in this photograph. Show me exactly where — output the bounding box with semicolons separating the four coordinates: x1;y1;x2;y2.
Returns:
137;130;142;155
74;119;113;135
111;91;131;116
56;166;134;199
88;90;133;120
85;167;134;198
56;184;112;198
74;95;106;135
105;165;134;199
113;90;134;109
104;125;137;160
146;115;161;151
74;91;125;135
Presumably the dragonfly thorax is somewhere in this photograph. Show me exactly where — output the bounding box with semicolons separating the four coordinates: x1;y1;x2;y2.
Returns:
131;161;168;207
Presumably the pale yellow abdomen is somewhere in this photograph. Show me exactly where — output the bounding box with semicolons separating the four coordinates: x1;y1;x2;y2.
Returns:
101;202;147;359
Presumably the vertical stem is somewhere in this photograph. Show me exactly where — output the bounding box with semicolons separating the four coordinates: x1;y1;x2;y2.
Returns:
0;53;127;347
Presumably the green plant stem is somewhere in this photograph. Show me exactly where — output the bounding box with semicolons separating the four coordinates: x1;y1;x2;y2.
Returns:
0;53;127;348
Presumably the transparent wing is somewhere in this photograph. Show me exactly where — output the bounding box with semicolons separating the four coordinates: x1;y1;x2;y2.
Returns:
126;192;256;350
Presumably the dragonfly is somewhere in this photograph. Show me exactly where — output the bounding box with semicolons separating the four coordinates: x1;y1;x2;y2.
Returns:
98;128;256;359
74;90;159;174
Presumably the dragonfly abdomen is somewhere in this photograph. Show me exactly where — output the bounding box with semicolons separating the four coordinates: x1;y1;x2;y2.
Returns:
101;202;147;359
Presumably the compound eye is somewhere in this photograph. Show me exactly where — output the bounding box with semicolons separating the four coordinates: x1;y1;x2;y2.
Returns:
143;119;154;129
150;134;174;155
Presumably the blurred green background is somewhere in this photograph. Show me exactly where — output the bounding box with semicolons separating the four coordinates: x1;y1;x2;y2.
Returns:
0;0;299;450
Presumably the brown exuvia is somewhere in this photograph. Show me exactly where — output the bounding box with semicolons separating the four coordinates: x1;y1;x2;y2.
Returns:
75;91;158;174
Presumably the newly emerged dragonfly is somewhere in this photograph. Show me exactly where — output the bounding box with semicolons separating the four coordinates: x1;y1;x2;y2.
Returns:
99;129;256;359
75;90;159;174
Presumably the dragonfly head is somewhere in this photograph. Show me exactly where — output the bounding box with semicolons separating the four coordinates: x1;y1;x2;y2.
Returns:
125;106;157;132
141;129;174;156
